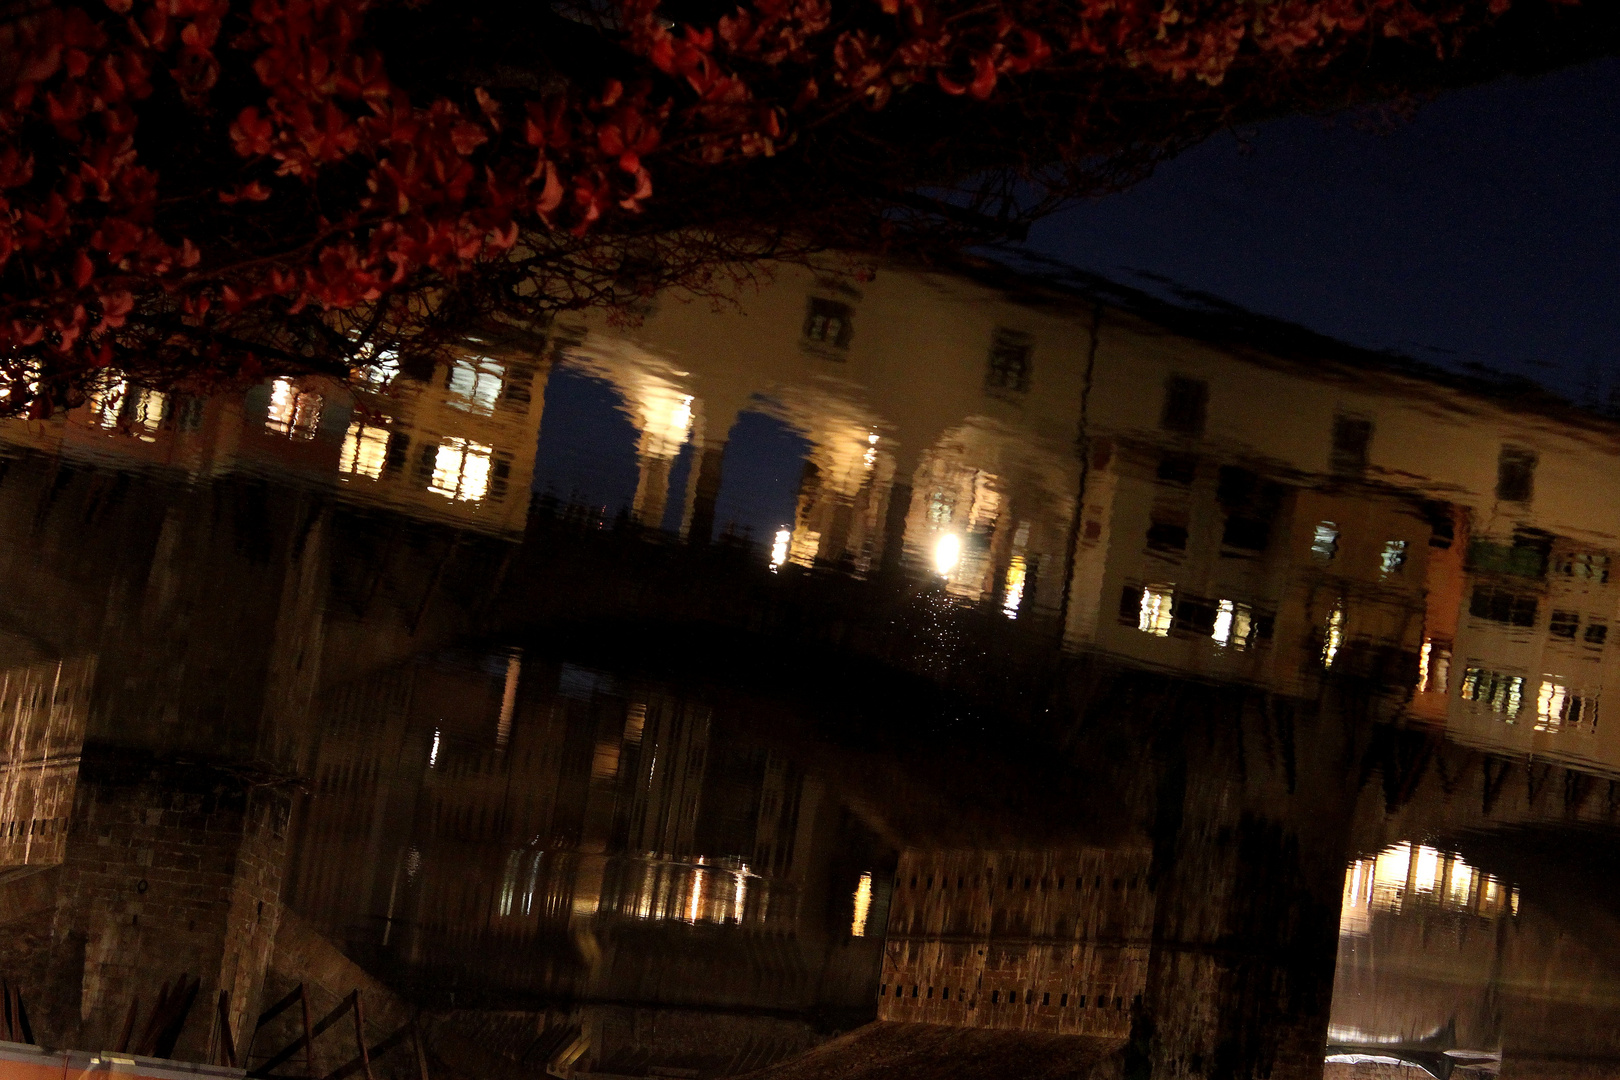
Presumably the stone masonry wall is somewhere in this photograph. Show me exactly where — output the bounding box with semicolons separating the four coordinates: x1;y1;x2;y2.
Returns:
37;751;291;1063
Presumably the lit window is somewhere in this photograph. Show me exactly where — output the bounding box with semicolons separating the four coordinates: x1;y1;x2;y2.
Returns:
1559;551;1611;582
266;379;323;439
1322;602;1345;667
429;437;493;501
934;534;962;575
1138;585;1174;637
131;388;166;432
1002;556;1027;619
1311;522;1339;561
445;358;504;415
1379;540;1407;577
1535;679;1598;733
340;420;391;480
770;528;791;570
0;362;41;407
1418;639;1451;694
1212;599;1254;649
1536;680;1568;732
1461;667;1526;720
852;872;873;937
355;348;400;390
89;379;128;428
1342;842;1514;924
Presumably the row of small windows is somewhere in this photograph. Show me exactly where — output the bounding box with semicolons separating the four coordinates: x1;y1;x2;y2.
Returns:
87;381;205;436
883;985;1125;1010
1460;668;1599;733
1470;533;1611;586
1468;585;1609;646
338;421;511;503
1159;376;1542;503
901;871;1139;892
0;815;65;839
1121;584;1275;649
802;299;1036;395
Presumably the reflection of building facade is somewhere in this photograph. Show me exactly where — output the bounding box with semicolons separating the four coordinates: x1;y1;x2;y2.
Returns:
547;259;1620;778
0;659;94;876
878;848;1152;1039
0;336;550;537
11;248;1620;1076
285;653;888;1025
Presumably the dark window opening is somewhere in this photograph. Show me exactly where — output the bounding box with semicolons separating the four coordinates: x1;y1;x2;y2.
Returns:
1222;517;1271;552
985;329;1034;393
499;362;538;409
1146;520;1188;553
1172;595;1218;636
1156;453;1197;485
1551;610;1580;639
1588;623;1609;646
1497;446;1537;503
1421;501;1456;549
803;297;854;350
1161;376;1209;436
176;395;205;433
385;432;411;473
1470;585;1538;628
1331;415;1373;475
1119;585;1144;623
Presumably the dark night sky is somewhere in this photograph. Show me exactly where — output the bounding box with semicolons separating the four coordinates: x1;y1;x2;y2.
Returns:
1024;57;1620;403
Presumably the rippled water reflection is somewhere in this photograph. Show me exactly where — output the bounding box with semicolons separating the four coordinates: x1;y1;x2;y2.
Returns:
2;259;1619;1079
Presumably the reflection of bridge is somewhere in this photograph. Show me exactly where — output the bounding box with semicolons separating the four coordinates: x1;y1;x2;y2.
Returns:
5;256;1620;1075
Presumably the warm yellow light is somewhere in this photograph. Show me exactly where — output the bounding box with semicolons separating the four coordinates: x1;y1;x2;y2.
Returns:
89;379;127;428
1138;585;1174;637
688;868;704;923
1002;556;1027;619
851;872;873;937
267;378;322;438
340;421;389;480
1322;602;1345;667
429;437;494;501
934;534;961;575
770;529;791;570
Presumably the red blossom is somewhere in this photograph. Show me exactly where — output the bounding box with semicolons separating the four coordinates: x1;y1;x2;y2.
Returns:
0;0;1531;415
